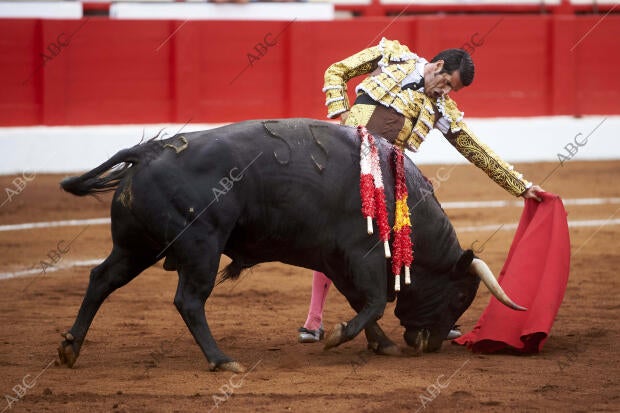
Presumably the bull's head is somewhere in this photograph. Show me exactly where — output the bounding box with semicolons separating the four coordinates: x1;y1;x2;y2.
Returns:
394;250;525;353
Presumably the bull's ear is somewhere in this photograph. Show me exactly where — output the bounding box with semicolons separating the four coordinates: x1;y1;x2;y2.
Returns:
456;249;475;273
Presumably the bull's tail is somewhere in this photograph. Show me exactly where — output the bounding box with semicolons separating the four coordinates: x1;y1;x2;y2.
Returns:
217;260;256;285
61;144;150;196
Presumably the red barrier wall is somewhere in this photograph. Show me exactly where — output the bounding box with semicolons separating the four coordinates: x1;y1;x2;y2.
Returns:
1;15;619;126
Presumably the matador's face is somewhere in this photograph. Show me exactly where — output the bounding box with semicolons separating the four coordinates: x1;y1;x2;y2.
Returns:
423;61;465;100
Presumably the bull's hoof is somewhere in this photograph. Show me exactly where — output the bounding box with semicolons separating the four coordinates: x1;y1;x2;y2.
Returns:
324;322;347;350
410;336;425;356
57;340;79;368
209;361;246;373
368;342;402;357
403;329;430;356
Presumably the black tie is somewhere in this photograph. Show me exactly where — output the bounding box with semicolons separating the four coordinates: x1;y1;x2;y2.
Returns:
402;79;424;91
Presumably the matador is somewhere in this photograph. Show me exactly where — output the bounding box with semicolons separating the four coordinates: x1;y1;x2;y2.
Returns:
297;38;544;345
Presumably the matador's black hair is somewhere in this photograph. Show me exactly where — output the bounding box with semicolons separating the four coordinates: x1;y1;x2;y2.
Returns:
431;49;475;86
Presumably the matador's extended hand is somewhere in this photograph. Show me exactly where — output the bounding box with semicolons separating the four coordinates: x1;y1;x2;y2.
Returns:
521;185;545;202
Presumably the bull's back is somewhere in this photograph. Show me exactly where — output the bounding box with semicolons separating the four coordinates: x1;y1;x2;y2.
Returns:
121;119;364;252
214;119;366;250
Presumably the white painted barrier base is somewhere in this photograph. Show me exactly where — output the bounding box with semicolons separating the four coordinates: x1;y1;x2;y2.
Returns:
0;116;618;175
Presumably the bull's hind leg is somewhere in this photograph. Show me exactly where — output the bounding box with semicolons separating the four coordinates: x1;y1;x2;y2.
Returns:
172;240;244;373
58;247;156;367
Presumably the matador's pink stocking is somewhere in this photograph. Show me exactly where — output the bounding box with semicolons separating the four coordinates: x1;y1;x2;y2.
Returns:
303;271;332;330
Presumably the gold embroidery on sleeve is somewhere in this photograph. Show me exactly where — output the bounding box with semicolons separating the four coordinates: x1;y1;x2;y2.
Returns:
323;47;382;118
451;123;531;196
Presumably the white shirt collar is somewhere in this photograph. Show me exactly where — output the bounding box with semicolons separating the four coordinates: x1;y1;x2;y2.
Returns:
401;58;427;90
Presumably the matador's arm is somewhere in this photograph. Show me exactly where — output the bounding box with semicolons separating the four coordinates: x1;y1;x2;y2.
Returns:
437;96;531;197
322;46;383;119
447;123;532;197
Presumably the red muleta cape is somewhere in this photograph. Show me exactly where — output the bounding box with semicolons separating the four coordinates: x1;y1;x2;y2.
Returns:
454;192;570;353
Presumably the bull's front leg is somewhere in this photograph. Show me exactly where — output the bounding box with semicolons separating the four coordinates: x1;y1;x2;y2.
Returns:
323;260;388;351
364;322;402;356
323;297;387;350
336;287;401;356
325;320;403;356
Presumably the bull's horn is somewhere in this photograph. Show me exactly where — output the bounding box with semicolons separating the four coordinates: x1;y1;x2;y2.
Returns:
469;258;527;311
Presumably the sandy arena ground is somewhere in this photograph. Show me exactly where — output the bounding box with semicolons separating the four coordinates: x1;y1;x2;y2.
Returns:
0;160;618;412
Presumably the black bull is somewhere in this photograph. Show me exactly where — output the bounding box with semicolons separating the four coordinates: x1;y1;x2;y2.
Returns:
58;118;523;373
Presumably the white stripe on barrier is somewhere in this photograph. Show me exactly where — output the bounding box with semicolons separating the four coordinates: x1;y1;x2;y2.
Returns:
0;1;82;19
2;117;619;175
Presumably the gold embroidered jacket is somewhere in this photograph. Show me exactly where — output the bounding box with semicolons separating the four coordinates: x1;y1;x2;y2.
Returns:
322;38;531;197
